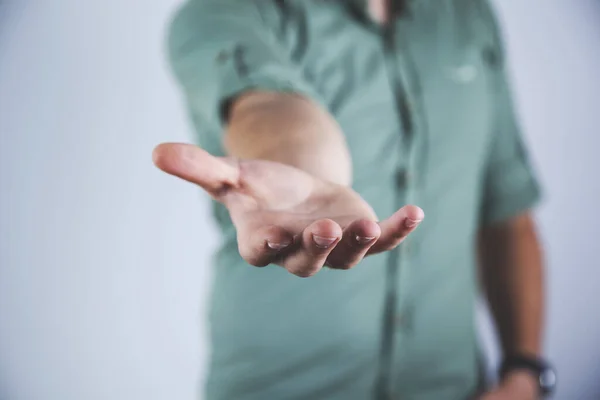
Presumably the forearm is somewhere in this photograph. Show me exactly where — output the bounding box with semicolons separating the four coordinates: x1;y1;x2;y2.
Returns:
478;213;545;357
224;91;352;186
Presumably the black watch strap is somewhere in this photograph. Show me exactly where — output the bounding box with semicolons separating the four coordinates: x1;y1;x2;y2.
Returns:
500;355;556;397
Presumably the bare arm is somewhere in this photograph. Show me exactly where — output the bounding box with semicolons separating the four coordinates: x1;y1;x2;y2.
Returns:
479;212;545;396
154;91;422;276
225;92;352;186
158;3;422;277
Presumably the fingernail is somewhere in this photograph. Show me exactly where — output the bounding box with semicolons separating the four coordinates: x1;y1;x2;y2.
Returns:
404;218;423;228
313;235;337;248
267;241;290;251
355;235;376;244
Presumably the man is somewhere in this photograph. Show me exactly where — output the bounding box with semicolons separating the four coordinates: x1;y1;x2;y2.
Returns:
154;0;556;399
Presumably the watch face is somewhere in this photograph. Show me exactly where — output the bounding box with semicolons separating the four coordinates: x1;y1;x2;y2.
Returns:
539;368;557;393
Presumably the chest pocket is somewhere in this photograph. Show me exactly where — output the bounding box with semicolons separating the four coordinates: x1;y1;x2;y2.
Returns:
406;5;494;177
430;44;492;145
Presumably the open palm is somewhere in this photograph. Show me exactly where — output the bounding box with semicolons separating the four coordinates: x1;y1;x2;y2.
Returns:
153;143;424;277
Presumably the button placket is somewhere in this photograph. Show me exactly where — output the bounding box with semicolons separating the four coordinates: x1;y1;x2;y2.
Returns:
395;302;413;331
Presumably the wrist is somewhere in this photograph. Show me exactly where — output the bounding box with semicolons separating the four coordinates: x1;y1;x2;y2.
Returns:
500;370;539;399
500;354;557;398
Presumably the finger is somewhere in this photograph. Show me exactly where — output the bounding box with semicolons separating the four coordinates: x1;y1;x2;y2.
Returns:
367;205;424;255
237;225;295;267
152;143;239;198
283;219;342;278
326;219;381;270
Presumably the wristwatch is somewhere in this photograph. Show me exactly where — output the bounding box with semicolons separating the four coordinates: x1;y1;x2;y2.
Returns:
500;355;557;398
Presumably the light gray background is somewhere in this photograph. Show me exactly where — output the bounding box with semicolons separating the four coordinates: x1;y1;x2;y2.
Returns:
1;1;599;399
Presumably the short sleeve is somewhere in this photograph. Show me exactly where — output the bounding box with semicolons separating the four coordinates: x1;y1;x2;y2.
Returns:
478;0;542;225
167;0;323;130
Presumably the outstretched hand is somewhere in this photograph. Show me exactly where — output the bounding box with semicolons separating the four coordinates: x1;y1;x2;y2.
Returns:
153;143;424;277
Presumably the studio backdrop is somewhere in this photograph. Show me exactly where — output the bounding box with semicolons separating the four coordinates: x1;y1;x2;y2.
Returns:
1;1;599;399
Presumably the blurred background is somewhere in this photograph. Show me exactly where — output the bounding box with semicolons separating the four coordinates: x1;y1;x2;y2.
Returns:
0;1;599;399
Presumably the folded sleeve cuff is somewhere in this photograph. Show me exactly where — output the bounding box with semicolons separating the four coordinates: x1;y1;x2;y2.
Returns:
216;56;326;127
480;164;543;225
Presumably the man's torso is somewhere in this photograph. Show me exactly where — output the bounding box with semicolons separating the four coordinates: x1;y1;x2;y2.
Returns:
179;1;502;398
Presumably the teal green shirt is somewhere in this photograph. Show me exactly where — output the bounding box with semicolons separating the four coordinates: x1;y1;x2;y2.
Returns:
168;1;541;399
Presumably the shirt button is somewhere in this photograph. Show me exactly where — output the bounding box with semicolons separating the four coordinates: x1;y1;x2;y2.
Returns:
215;50;229;64
395;305;413;331
482;45;501;69
395;313;409;330
404;99;414;114
395;169;409;187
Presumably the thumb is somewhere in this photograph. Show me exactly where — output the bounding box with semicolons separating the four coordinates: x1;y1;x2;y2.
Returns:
152;143;239;197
